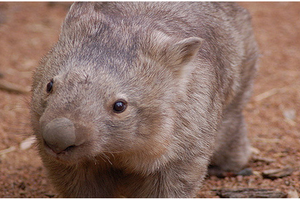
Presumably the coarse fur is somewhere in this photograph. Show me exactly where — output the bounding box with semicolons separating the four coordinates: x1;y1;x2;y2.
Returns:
31;2;259;197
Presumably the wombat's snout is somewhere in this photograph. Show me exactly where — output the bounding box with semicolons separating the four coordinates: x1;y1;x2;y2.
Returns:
42;117;77;154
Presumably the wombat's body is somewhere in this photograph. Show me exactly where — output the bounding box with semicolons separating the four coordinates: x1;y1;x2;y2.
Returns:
31;2;258;197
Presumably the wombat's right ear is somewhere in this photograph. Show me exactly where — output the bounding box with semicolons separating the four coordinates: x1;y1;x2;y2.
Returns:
66;3;94;18
64;2;102;25
166;37;203;78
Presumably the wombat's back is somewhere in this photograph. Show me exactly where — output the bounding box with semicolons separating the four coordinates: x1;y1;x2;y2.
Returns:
55;2;258;104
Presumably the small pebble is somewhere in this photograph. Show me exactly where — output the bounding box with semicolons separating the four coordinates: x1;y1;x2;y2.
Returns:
237;168;253;176
20;136;36;150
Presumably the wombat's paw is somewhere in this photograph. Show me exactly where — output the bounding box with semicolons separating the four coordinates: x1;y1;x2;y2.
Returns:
208;165;253;178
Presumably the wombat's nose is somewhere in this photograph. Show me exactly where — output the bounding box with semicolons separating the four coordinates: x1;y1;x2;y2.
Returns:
42;117;76;154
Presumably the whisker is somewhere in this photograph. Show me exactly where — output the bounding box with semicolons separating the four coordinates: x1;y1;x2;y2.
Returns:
102;153;113;166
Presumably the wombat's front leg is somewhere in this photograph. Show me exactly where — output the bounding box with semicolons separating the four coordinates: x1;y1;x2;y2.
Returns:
45;161;120;197
123;160;207;197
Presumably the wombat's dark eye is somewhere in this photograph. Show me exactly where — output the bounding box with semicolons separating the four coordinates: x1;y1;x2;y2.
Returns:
113;100;127;113
46;79;54;93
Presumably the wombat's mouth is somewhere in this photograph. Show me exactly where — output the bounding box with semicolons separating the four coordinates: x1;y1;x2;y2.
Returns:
42;140;91;164
64;145;76;152
43;141;76;156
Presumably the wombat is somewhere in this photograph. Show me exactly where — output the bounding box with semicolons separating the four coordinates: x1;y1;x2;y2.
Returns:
30;2;259;197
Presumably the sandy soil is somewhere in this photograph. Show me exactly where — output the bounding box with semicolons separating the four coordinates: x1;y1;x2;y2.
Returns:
0;2;299;197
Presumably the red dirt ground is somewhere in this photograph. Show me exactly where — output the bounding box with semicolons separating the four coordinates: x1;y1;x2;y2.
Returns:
0;2;299;197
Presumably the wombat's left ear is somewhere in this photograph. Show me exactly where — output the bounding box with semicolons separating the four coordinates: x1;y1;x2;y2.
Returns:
167;37;203;77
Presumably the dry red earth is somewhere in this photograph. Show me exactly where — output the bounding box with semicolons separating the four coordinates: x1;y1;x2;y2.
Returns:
0;2;299;197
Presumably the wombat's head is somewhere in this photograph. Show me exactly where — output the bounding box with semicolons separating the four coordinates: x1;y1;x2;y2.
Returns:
31;3;202;165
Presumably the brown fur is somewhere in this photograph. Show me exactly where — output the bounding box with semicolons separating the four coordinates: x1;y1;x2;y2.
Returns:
31;2;259;197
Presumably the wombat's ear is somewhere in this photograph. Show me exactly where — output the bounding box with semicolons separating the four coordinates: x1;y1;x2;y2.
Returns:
66;3;95;18
64;2;100;26
167;37;203;77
